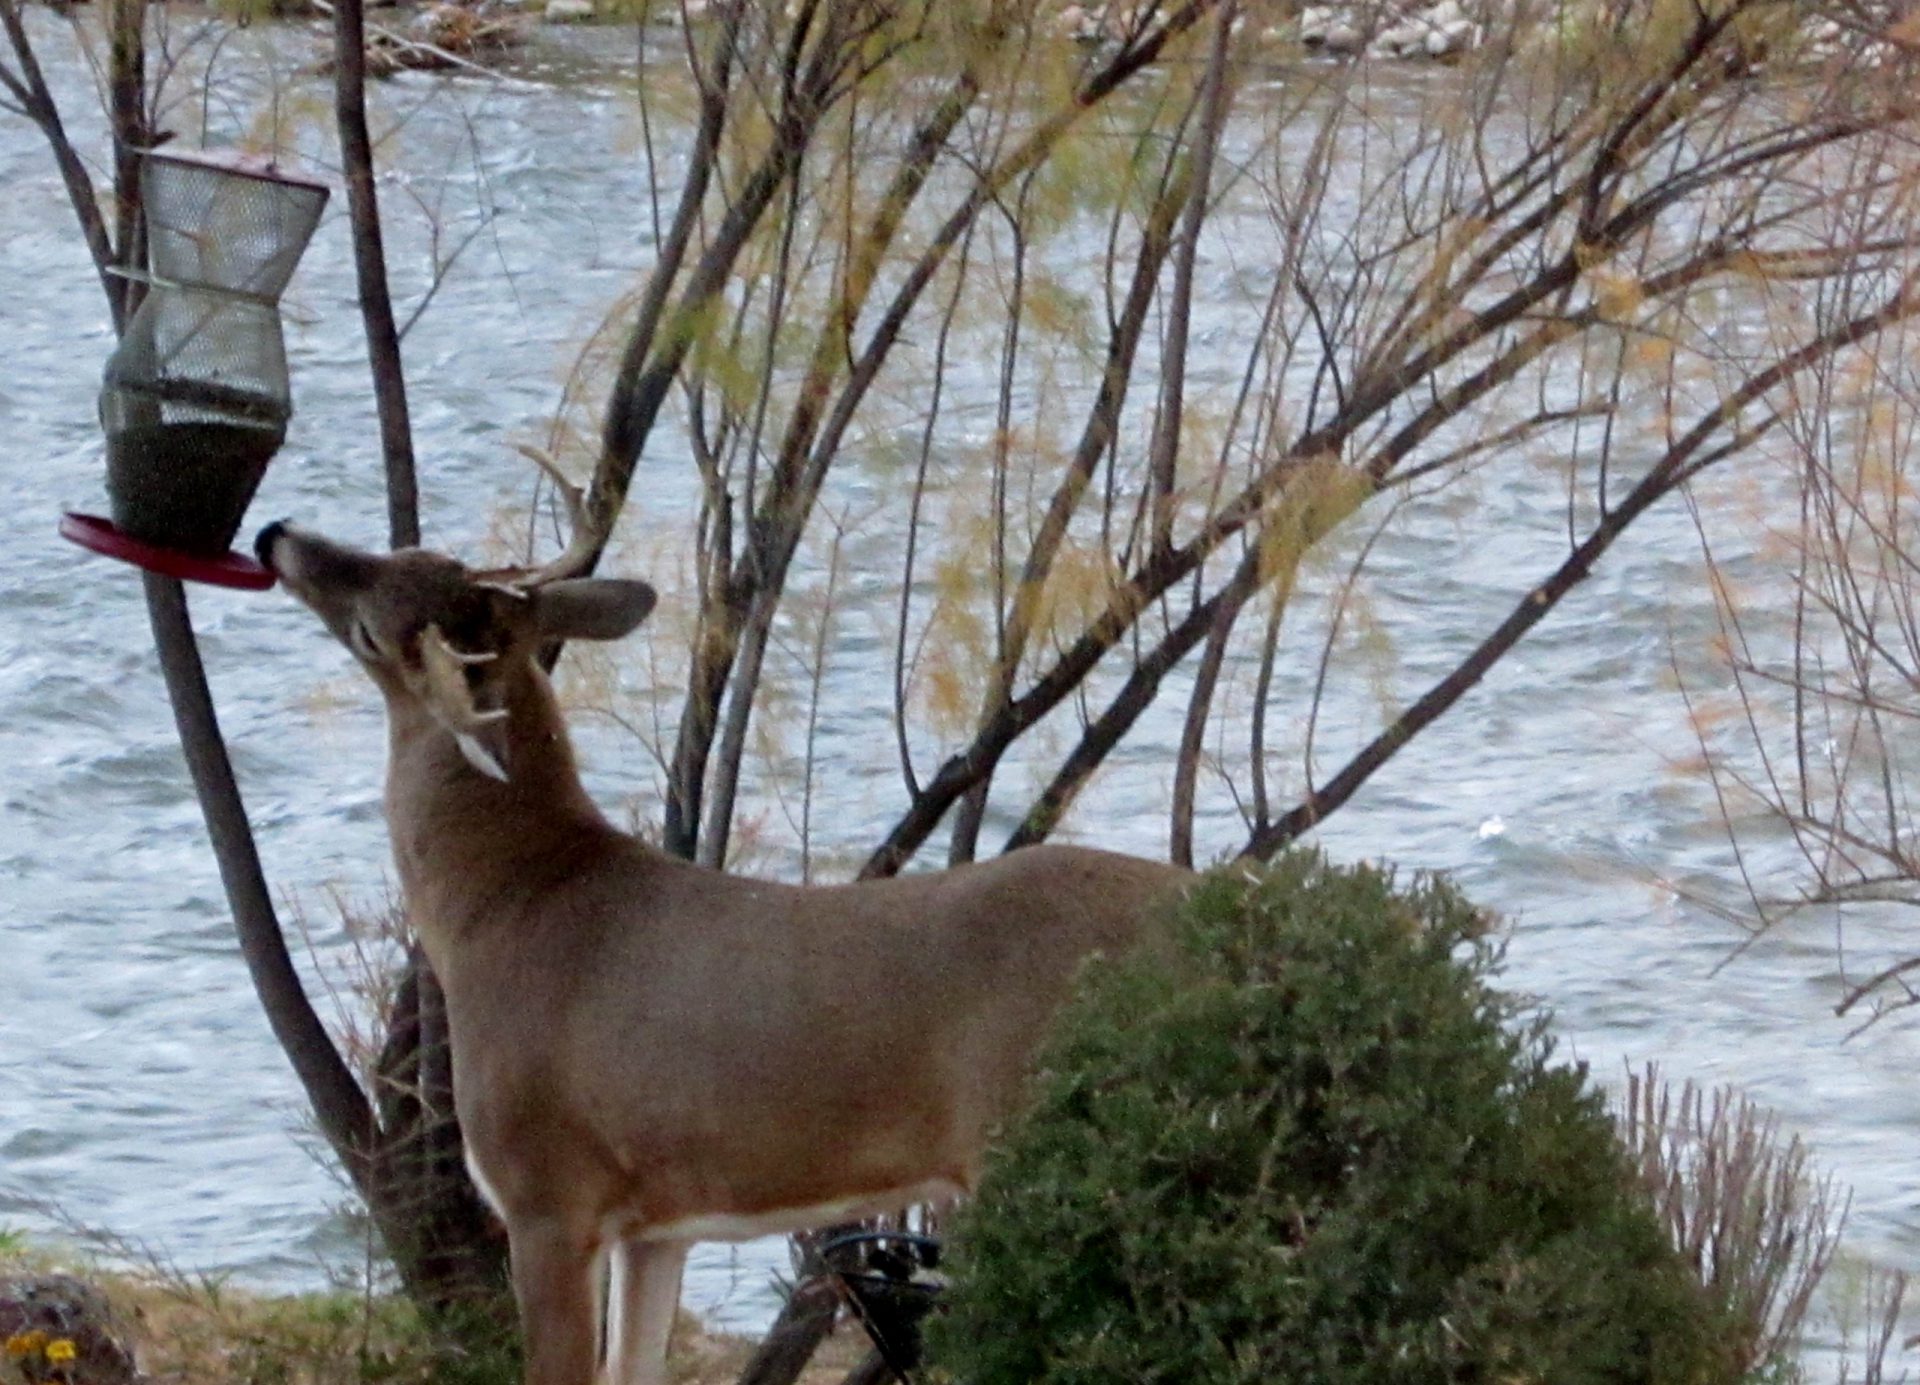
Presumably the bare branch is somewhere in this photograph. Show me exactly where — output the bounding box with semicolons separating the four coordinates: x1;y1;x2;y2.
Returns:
1244;279;1920;862
332;0;419;548
2;0;120;317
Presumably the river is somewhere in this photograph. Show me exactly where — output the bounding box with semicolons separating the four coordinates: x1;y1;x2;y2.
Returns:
3;8;1917;1355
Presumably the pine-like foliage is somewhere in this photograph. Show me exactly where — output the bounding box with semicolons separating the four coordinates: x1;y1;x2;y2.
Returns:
925;853;1745;1385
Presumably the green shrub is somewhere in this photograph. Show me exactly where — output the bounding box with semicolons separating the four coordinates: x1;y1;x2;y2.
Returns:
925;853;1746;1385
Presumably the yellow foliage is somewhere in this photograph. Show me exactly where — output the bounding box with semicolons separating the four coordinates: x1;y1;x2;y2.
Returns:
1023;273;1094;351
1855;452;1914;511
1417;215;1486;330
1257;459;1371;589
1022;93;1164;239
1591;267;1645;323
904;530;998;738
922;647;976;737
1022;540;1123;654
688;313;763;416
1630;335;1677;376
1573;237;1614;274
241;90;332;157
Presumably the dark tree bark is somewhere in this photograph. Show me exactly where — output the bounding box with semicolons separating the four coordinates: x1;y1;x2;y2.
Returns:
333;0;420;550
105;0;144;323
142;575;381;1183
330;0;509;1326
733;1276;840;1385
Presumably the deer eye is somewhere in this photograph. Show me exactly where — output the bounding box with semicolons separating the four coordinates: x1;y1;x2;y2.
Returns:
347;618;383;662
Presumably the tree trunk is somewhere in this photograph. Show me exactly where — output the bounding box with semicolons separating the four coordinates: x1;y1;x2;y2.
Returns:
734;1275;839;1385
366;950;512;1326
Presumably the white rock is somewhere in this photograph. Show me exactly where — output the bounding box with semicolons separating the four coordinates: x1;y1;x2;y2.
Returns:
1802;16;1844;59
543;0;593;22
1322;19;1365;52
1055;2;1119;42
1425;16;1477;55
1065;4;1120;43
1364;2;1483;60
1373;13;1427;55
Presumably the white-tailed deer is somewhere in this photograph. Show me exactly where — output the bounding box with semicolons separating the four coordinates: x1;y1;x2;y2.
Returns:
256;463;1188;1385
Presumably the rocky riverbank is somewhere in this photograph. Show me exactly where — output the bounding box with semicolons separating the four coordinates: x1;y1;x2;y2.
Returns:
364;0;1891;71
1288;0;1873;61
497;1;1886;69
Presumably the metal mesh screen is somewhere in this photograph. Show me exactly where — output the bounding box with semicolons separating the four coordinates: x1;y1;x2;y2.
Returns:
96;150;328;555
142;151;329;298
105;291;289;426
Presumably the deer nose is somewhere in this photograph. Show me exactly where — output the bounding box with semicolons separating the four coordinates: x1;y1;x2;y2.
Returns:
254;520;289;569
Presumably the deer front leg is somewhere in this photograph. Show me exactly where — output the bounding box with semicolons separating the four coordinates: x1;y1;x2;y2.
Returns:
508;1216;605;1385
604;1239;688;1385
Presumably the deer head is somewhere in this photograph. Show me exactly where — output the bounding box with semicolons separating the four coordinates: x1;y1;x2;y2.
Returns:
254;450;656;783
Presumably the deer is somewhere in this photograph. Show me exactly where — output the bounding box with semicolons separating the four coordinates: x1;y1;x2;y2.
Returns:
255;458;1191;1385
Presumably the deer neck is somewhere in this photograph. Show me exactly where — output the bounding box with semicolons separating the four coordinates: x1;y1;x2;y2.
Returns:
384;660;615;942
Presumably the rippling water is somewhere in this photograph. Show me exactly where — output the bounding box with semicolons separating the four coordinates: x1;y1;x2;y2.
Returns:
3;13;1917;1352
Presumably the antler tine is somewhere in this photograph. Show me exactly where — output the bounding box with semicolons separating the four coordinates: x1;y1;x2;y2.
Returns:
510;443;604;588
421;626;509;730
417;625;510;781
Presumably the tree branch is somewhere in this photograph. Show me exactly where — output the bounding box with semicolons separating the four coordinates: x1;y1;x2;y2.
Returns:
0;0;119;318
333;0;419;548
106;0;144;321
1242;278;1920;861
144;575;380;1185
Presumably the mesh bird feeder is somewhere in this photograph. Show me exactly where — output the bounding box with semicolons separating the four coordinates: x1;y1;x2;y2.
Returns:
62;148;328;589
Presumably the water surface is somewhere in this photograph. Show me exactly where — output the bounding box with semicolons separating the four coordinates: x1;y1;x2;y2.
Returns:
2;14;1915;1352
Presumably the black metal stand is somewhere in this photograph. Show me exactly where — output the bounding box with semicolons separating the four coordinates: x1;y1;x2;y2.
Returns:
820;1230;945;1382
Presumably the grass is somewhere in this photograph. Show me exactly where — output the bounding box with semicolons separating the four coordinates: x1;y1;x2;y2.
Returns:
0;1236;865;1385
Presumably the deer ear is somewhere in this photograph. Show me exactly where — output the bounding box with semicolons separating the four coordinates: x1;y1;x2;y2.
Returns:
531;578;657;642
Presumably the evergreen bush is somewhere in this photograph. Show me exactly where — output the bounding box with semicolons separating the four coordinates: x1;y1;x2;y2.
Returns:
925;853;1748;1385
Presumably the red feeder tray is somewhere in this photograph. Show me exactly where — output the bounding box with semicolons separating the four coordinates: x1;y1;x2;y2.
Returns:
60;511;276;591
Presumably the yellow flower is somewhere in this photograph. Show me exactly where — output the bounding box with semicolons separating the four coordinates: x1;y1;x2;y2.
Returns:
5;1329;48;1358
44;1339;76;1365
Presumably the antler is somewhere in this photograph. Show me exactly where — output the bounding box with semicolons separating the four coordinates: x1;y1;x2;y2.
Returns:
419;625;505;727
417;624;511;780
477;444;604;594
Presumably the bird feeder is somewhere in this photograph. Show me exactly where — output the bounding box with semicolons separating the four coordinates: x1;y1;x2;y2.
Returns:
61;148;328;590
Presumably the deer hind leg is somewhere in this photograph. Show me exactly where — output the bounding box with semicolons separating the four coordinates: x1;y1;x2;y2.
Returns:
507;1216;606;1385
603;1239;687;1385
